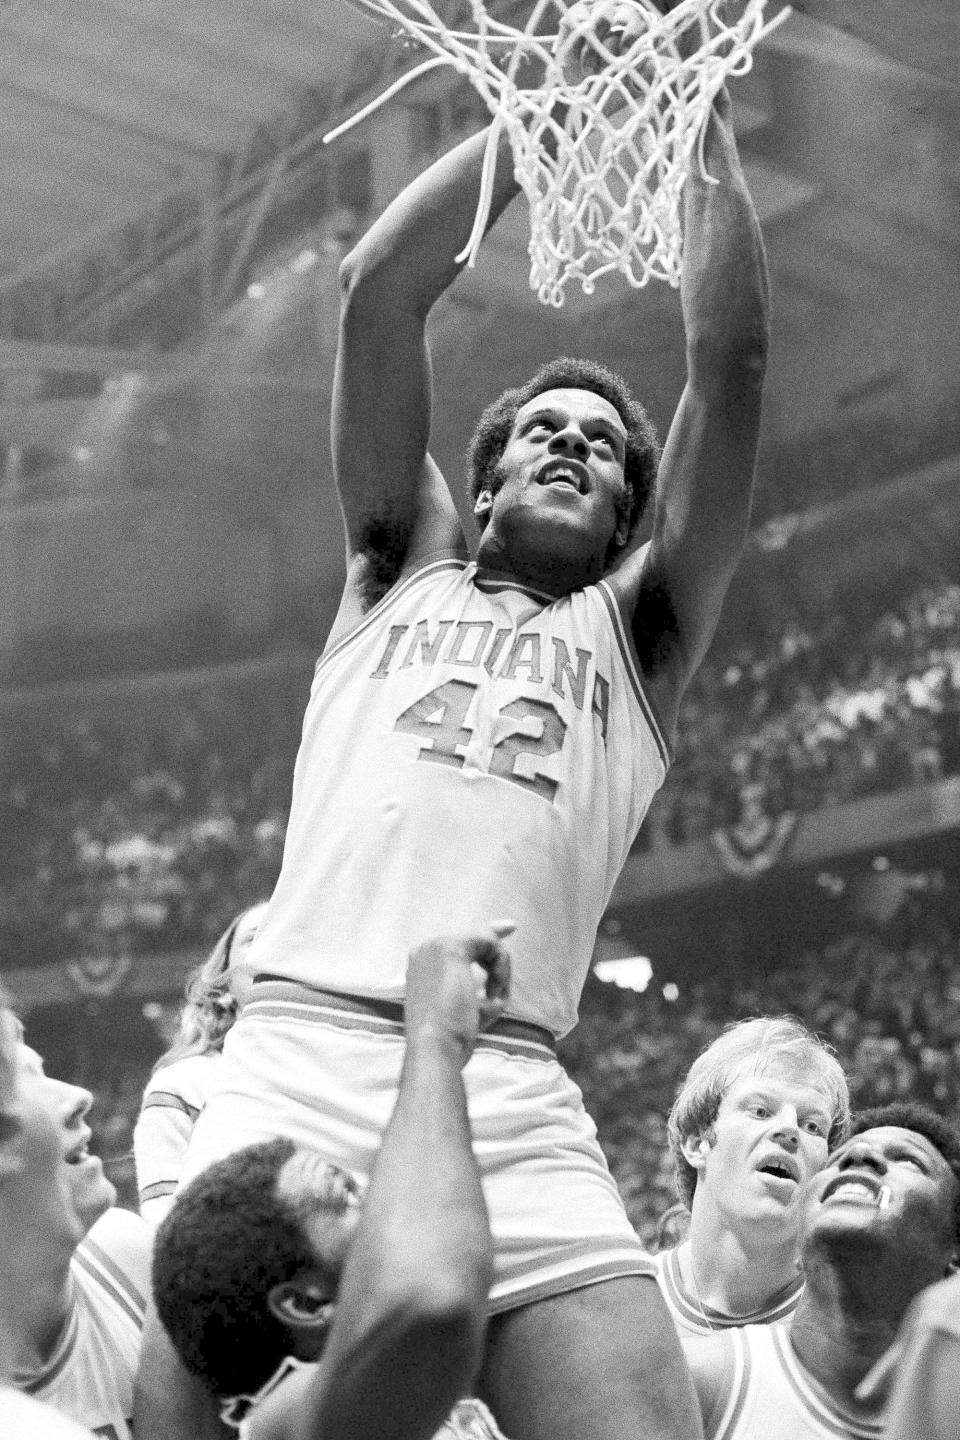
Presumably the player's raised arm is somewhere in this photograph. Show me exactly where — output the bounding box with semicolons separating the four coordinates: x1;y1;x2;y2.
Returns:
331;127;521;608
631;85;769;739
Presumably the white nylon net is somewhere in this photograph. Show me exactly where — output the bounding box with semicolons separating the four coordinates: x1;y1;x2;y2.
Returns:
327;0;790;305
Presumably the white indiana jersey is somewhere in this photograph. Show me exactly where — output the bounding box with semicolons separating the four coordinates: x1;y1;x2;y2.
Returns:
16;1209;150;1440
245;560;669;1038
697;1324;884;1440
134;1051;220;1224
654;1246;804;1339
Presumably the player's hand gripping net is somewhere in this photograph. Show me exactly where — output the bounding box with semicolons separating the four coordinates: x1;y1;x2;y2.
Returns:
327;0;790;304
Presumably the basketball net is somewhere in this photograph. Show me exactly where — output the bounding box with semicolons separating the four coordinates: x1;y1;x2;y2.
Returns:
326;0;790;305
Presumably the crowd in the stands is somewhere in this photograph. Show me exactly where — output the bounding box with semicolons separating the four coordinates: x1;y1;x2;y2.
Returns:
642;580;960;849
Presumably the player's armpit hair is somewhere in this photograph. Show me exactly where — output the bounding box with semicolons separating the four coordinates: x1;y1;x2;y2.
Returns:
352;520;414;609
631;574;681;677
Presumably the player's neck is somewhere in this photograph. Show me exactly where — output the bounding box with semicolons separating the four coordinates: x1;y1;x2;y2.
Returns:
0;1249;74;1378
475;532;606;597
682;1211;800;1318
789;1263;905;1414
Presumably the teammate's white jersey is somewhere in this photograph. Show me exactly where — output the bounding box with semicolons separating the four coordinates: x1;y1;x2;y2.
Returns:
245;560;669;1038
0;1390;96;1439
694;1324;884;1440
15;1209;150;1440
134;1051;220;1224
654;1246;803;1339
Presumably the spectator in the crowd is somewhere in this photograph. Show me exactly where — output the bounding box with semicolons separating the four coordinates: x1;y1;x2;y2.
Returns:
881;1270;960;1440
0;1000;152;1437
136;930;507;1440
656;1017;849;1336
133;899;268;1224
684;1102;960;1438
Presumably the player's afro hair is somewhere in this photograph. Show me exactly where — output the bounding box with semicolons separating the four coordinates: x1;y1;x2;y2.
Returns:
152;1138;354;1401
849;1102;960;1248
466;357;660;548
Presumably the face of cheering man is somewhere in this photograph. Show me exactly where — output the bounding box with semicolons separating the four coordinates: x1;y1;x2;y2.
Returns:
0;1022;115;1258
684;1063;834;1233
801;1124;960;1291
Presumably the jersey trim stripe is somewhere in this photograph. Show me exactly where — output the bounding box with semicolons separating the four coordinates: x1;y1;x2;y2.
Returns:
316;558;468;678
658;1248;803;1332
140;1090;202;1120
596;580;671;768
242;987;557;1062
772;1326;883;1438
472;574;558;605
75;1239;147;1330
488;1240;654;1313
710;1331;752;1440
139;1179;178;1202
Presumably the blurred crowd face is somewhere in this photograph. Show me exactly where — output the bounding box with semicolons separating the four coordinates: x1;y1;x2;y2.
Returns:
802;1125;959;1283
0;1026;114;1256
689;1062;834;1231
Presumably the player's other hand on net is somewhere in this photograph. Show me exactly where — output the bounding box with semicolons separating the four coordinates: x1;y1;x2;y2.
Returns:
404;924;513;1064
556;2;657;83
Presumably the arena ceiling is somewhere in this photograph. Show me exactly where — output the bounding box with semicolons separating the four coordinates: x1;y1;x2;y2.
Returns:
1;0;959;544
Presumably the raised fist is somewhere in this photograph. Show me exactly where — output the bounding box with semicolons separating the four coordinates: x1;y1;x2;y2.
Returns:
404;924;513;1064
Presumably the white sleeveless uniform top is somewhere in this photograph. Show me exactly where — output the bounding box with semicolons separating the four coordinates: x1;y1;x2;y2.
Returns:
244;560;669;1038
654;1246;803;1340
16;1209;150;1440
134;1051;221;1224
702;1325;885;1440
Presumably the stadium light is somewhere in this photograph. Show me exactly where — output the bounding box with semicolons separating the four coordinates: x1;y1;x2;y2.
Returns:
592;956;653;993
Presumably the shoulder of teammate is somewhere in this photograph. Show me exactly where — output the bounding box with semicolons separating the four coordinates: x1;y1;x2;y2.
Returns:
141;1050;218;1106
80;1207;153;1312
683;1329;740;1437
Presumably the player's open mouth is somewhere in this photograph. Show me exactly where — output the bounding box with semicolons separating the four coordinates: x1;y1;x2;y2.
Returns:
821;1172;891;1208
755;1153;800;1185
536;461;587;493
64;1131;95;1166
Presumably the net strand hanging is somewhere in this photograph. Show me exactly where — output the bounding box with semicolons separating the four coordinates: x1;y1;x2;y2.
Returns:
326;0;791;305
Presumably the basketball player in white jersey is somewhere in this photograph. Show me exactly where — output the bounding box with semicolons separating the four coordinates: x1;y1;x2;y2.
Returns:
656;1018;849;1338
0;1003;151;1440
685;1103;960;1440
142;931;507;1440
177;11;769;1440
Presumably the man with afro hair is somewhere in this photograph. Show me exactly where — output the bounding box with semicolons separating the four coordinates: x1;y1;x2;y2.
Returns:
138;930;507;1440
179;11;769;1440
684;1101;960;1439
